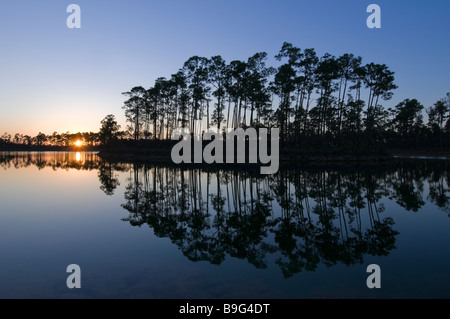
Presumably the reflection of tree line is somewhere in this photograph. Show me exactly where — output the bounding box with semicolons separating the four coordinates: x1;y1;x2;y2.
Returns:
385;161;450;215
0;152;128;197
0;152;101;171
113;162;448;277
2;152;449;276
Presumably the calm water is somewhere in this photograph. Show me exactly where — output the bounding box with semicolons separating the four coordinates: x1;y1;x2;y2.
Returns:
0;152;449;299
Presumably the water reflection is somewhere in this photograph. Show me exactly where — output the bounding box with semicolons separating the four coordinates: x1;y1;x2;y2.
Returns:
0;151;99;171
115;165;405;277
2;152;449;279
112;161;449;278
97;161;127;195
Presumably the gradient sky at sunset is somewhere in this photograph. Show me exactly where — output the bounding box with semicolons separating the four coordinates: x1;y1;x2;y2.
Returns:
0;0;449;136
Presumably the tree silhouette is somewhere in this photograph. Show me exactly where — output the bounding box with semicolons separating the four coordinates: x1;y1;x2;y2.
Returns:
122;86;147;141
392;99;424;148
99;114;121;145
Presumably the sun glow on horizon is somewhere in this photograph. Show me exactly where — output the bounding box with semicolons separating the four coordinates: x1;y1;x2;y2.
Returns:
75;140;83;147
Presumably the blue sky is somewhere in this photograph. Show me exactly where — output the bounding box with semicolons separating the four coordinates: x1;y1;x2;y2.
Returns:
0;0;449;135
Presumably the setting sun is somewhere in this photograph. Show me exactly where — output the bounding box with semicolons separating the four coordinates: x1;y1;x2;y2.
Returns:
75;140;83;147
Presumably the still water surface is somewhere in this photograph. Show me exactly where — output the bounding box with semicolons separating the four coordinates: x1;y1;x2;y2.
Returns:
0;152;449;298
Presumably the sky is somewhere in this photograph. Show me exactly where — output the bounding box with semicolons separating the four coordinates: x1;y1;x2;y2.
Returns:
0;0;449;136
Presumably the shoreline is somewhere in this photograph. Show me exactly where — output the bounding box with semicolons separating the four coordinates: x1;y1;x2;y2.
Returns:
2;146;450;164
94;150;450;167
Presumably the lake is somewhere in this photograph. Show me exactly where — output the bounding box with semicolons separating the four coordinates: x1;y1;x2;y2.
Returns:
0;152;449;299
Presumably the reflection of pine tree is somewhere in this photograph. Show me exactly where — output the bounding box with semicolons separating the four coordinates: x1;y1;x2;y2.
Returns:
427;161;450;217
387;162;425;212
98;161;121;195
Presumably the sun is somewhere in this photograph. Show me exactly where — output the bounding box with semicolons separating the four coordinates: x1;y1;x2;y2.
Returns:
75;140;83;147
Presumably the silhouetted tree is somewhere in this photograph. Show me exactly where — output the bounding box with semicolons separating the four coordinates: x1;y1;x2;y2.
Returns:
363;63;397;147
99;114;121;145
428;98;450;147
122;86;147;141
392;99;424;147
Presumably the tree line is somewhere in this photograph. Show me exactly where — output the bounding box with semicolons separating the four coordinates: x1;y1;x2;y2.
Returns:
2;42;449;151
0;131;101;148
0;116;125;149
119;42;450;150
